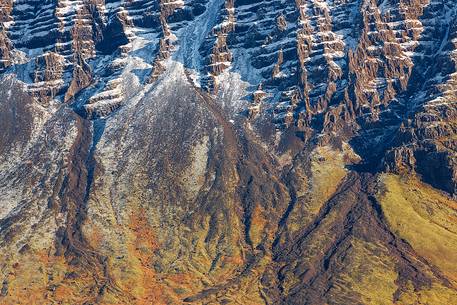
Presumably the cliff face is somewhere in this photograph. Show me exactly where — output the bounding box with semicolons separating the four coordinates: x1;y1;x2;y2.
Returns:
1;1;457;304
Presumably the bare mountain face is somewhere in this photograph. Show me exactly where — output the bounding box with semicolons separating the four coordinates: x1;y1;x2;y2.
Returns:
1;0;457;304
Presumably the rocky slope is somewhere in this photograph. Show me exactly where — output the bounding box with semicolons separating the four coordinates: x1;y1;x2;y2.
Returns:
0;0;457;304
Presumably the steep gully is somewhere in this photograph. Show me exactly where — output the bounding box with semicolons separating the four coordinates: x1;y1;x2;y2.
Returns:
54;104;129;302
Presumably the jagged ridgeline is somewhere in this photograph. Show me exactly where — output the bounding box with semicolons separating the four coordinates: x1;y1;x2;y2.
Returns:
0;0;457;304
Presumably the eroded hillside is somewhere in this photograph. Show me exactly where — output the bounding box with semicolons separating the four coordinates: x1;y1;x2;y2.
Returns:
0;0;456;304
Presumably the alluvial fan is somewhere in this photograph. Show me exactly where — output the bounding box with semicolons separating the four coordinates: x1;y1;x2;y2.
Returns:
0;0;457;304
